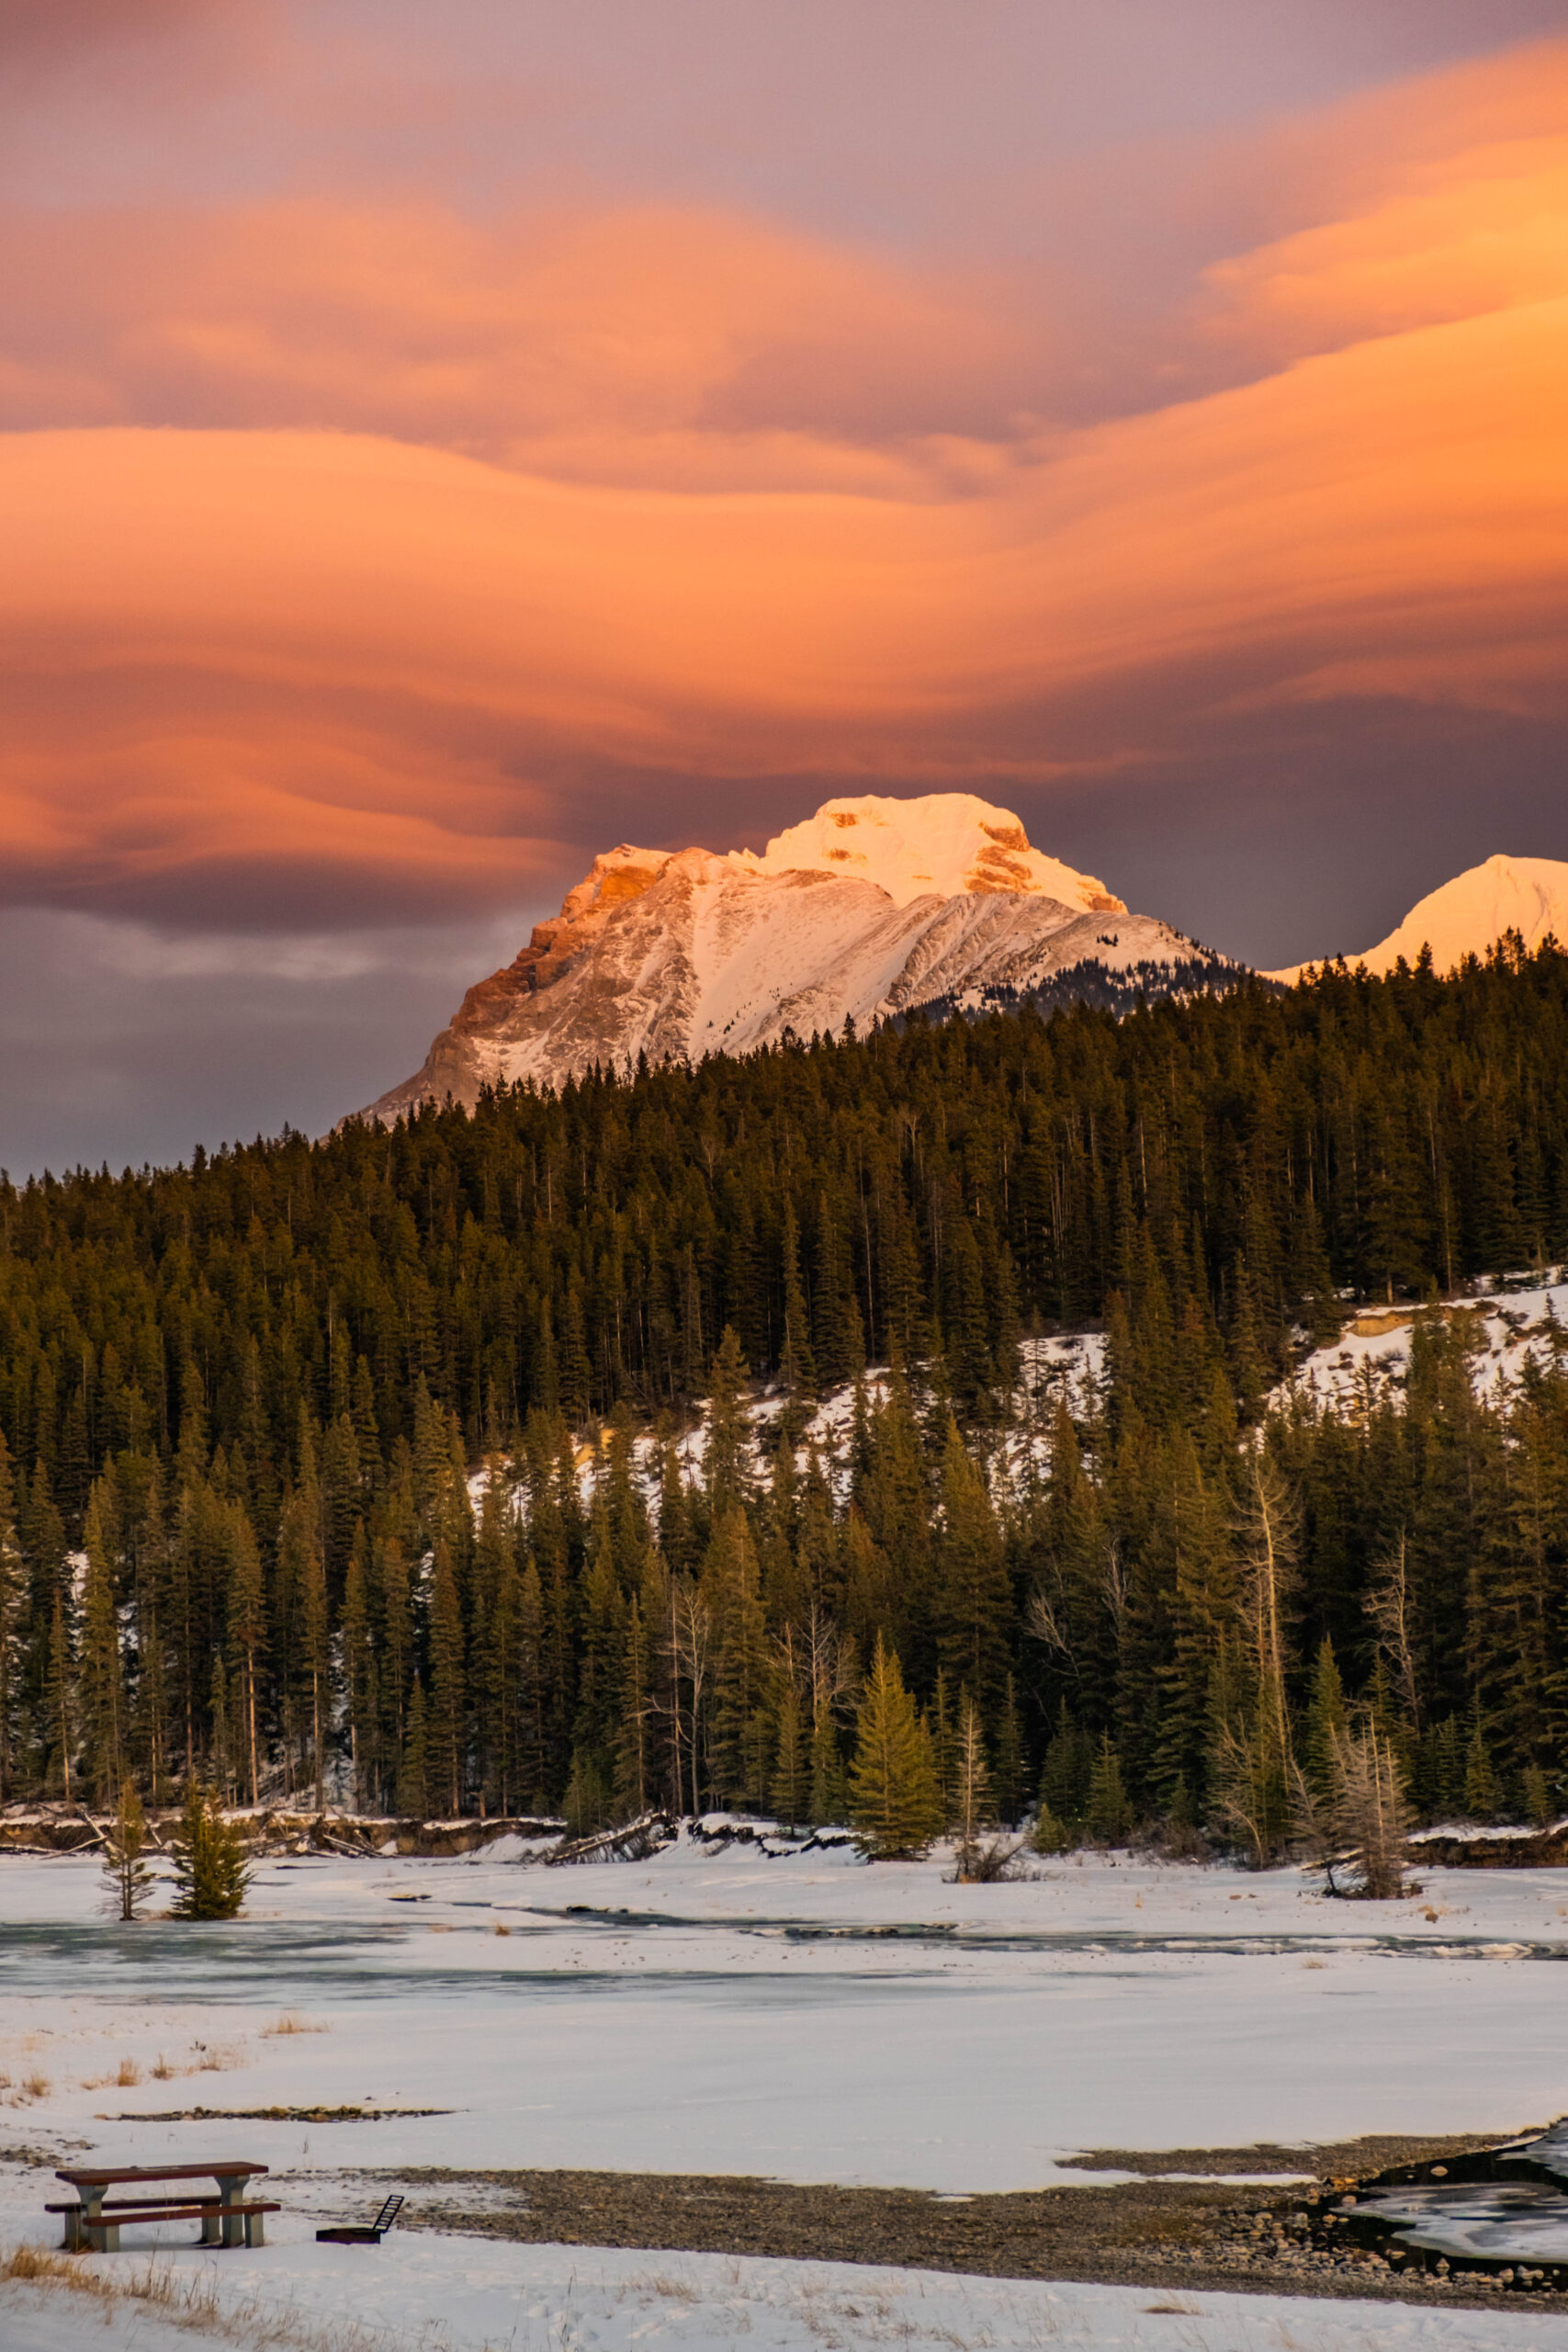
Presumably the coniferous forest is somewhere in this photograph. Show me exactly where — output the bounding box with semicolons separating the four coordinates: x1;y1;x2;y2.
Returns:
2;940;1568;1851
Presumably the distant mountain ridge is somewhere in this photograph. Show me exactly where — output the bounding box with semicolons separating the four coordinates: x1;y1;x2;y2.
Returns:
354;793;1241;1123
1269;853;1568;982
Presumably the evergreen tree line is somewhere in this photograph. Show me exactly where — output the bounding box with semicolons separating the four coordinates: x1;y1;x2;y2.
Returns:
0;939;1565;1840
1;1304;1564;1842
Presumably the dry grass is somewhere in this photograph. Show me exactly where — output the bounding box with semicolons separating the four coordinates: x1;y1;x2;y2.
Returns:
152;2052;175;2079
21;2072;49;2101
84;2054;147;2088
0;2241;398;2349
493;1922;512;1937
263;2014;327;2038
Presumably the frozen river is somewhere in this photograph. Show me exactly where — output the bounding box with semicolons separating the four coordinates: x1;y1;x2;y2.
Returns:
2;1837;1565;2189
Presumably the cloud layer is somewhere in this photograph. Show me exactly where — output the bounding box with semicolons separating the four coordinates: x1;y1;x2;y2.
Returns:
1;25;1565;941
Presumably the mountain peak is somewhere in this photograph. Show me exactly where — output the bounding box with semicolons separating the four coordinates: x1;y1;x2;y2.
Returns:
350;791;1227;1125
734;793;1125;914
1270;852;1568;980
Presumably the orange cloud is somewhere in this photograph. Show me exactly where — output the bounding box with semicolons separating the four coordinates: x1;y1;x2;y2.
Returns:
0;200;1035;494
0;36;1564;922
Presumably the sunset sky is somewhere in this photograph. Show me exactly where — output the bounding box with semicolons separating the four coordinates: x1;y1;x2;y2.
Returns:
4;1;1567;1172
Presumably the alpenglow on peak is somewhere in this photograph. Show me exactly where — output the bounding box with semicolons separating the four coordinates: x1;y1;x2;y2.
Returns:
730;793;1126;914
351;791;1235;1124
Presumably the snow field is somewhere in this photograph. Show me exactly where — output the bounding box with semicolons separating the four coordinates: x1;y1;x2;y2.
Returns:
7;2237;1565;2352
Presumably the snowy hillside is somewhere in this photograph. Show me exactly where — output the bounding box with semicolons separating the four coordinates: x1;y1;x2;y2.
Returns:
355;793;1238;1122
1271;853;1568;982
1273;1271;1568;1414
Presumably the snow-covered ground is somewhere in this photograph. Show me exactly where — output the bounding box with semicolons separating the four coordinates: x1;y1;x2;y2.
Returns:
5;1841;1568;2349
6;2244;1562;2352
3;1844;1568;2342
5;1840;1567;2187
1277;1273;1568;1417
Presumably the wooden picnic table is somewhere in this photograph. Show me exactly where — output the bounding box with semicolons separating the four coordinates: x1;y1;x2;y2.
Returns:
51;2160;276;2251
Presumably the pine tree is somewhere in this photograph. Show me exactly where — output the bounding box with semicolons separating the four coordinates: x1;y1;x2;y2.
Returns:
79;1483;126;1806
1085;1735;1132;1846
399;1676;429;1820
1211;1453;1301;1863
102;1780;154;1921
770;1679;808;1833
428;1541;466;1816
848;1636;943;1859
170;1782;250;1919
953;1698;991;1869
1325;1723;1412;1899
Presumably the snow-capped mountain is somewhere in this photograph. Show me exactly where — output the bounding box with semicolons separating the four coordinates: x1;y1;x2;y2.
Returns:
1270;853;1568;982
354;793;1241;1122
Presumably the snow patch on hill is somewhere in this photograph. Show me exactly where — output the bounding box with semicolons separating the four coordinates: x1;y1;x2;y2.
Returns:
1274;1272;1568;1415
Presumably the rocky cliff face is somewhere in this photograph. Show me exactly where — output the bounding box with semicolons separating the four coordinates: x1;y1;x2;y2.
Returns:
353;794;1238;1122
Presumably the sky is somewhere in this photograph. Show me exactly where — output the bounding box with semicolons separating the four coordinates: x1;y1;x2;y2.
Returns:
3;0;1567;1175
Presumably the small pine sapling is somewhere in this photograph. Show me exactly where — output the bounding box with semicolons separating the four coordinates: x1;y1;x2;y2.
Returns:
170;1782;251;1919
950;1699;1022;1880
101;1780;154;1921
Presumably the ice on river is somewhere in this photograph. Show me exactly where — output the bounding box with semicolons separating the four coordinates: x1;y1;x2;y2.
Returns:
2;1837;1567;2189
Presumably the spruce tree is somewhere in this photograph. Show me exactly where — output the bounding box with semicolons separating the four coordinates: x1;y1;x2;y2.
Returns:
428;1541;466;1816
102;1780;154;1921
170;1783;250;1920
1303;1638;1348;1804
0;1432;19;1802
1085;1735;1132;1846
848;1636;943;1858
1463;1709;1501;1821
399;1677;429;1820
79;1484;126;1806
770;1681;808;1833
953;1698;991;1869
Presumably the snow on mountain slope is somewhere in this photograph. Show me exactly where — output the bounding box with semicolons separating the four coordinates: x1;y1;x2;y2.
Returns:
354;793;1236;1122
1270;853;1568;982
